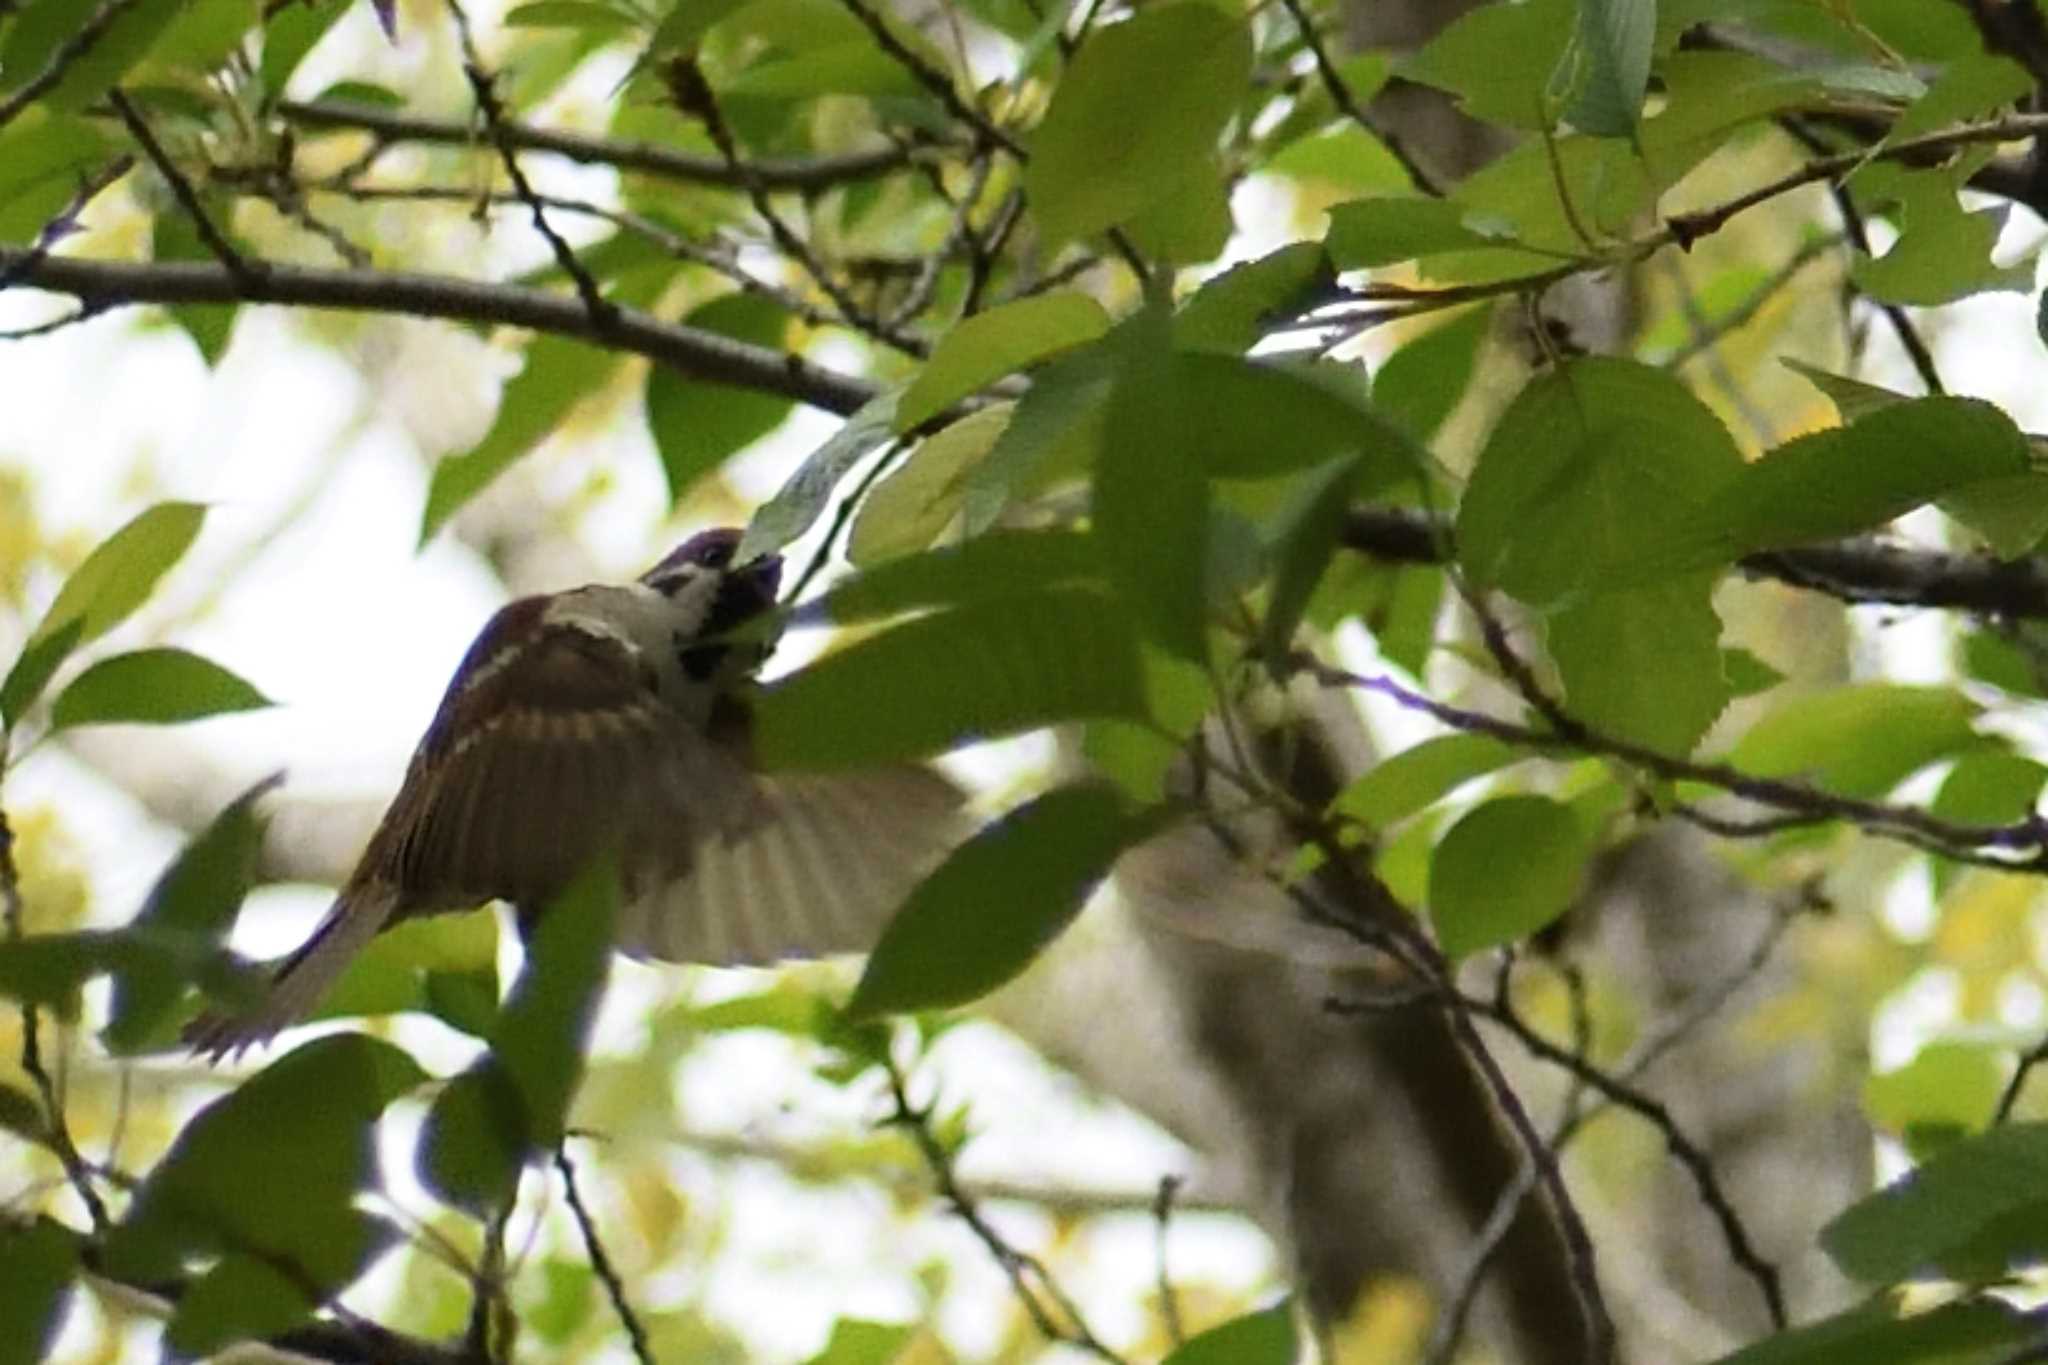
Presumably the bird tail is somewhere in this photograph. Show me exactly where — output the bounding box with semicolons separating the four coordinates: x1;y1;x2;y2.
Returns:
185;882;400;1061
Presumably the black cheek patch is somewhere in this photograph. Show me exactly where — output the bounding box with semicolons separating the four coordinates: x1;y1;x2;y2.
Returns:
676;573;776;681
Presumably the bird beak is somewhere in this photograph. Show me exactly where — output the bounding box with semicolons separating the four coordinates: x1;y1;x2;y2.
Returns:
742;551;784;602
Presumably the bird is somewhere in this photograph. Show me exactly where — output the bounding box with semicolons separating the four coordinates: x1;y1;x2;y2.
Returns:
187;527;967;1057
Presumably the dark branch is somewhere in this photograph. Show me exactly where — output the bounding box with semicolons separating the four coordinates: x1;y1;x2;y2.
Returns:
275;99;924;192
1341;506;2048;621
0;249;883;415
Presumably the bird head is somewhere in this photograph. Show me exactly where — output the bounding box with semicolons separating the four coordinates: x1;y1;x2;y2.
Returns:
641;527;785;683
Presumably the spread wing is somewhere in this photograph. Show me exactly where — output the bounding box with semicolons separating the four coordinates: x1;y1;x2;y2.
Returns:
368;599;757;914
616;762;970;965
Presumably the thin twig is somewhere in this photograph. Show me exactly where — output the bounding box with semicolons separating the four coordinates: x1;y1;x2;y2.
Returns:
1774;116;1944;396
448;0;613;327
0;809;110;1233
1153;1175;1185;1348
0;249;885;414
1273;0;1445;195
554;1146;653;1365
659;57;920;353
881;1055;1128;1364
108;89;260;288
0;0;148;136
275;99;925;192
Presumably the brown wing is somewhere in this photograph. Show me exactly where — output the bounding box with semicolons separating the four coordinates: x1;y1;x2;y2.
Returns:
614;762;970;965
364;599;757;915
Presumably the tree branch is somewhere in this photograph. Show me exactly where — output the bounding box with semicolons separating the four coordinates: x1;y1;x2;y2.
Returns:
1341;506;2048;621
275;99;924;192
0;249;882;414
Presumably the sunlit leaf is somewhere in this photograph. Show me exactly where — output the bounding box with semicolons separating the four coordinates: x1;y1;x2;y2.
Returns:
850;405;1014;564
1332;733;1519;831
50;647;270;731
737;391;900;562
1731;684;1982;798
1025;3;1251;246
2;501;205;726
897;293;1111;430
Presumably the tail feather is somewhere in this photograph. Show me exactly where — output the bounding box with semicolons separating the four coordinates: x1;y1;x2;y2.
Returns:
185;884;400;1061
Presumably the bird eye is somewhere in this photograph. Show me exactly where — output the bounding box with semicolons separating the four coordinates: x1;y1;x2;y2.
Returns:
698;541;735;567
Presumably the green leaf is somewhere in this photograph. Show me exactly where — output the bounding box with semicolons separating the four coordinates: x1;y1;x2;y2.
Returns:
1173;243;1334;353
848;406;1012;565
1430;796;1589;960
0;1219;79;1365
103;775;276;1054
260;0;348;92
1942;469;2048;560
0;0;191;112
1332;733;1518;831
1781;358;1908;422
1126;351;1427;493
1739;398;2030;547
1161;1299;1298;1365
755;588;1145;771
2;502;206;727
1562;0;1655;139
1851;163;2034;307
312;907;501;1036
0;110;110;240
1258;456;1364;665
0;928;207;1014
1456;358;1743;603
103;1033;422;1340
846;785;1169;1019
805;1318;916;1365
1025;3;1252;246
1933;750;2048;828
1889;53;2032;145
49;647;270;731
1549;574;1729;755
1864;1041;2006;1152
1821;1122;2048;1285
1731;684;1982;798
1122;158;1234;264
1326;196;1518;269
736;391;900;563
645;294;796;503
1705;1296;2032;1365
815;529;1104;622
1722;647;1785;698
961;344;1114;533
419;856;618;1211
154;211;237;365
506;1;639;29
897;293;1111;431
421;333;619;542
1097;308;1210;658
1403;0;1577;131
1373;305;1489;443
